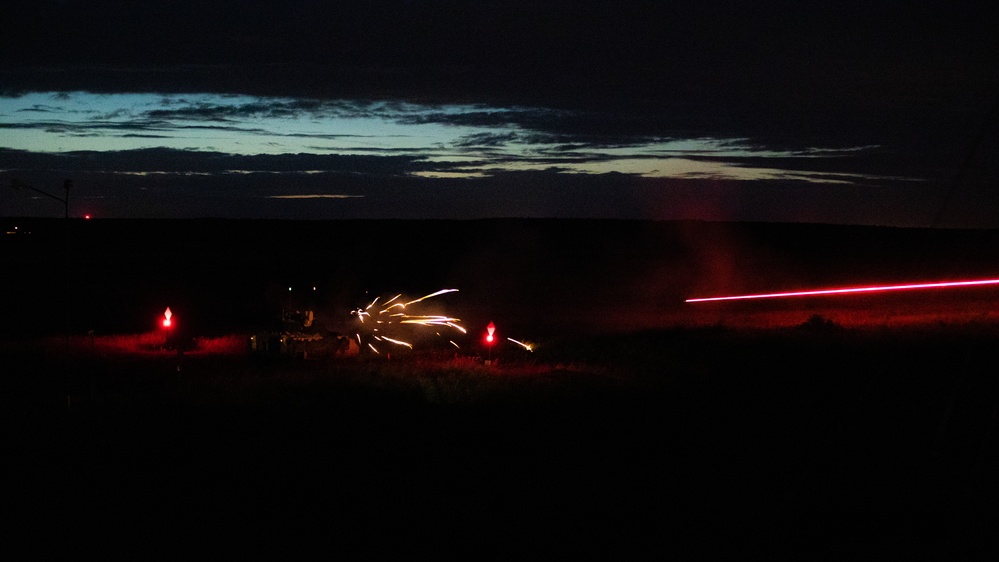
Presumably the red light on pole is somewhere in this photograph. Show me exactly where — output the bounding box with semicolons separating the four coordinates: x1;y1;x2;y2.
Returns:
485;322;496;363
163;307;173;328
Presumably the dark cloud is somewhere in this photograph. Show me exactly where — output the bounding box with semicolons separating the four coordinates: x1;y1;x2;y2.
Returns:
453;132;520;148
0;149;968;227
0;147;423;175
2;1;997;225
17;104;61;113
0;118;276;139
6;2;993;109
144;98;329;121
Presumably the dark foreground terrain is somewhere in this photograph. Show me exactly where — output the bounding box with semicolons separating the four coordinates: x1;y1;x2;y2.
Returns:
5;324;999;559
5;219;999;557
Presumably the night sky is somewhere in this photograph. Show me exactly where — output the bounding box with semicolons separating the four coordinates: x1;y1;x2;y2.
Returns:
2;1;996;226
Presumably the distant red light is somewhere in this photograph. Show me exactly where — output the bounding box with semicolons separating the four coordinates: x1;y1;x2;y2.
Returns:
163;318;172;327
84;214;91;220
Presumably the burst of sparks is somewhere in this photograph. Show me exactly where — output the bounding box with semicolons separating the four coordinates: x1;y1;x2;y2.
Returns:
352;289;464;354
685;277;999;303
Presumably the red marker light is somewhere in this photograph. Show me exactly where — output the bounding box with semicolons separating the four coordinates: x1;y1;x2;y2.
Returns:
486;322;496;344
163;307;173;328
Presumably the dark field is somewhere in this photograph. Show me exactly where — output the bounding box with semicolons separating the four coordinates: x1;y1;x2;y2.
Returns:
7;217;999;338
5;219;999;557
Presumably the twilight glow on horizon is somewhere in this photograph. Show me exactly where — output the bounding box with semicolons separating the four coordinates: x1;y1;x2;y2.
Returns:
1;91;894;184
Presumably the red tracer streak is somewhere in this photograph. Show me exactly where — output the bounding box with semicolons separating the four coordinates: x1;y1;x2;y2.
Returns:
686;278;999;303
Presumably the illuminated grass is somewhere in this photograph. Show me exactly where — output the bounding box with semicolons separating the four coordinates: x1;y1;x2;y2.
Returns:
60;332;248;358
7;318;999;414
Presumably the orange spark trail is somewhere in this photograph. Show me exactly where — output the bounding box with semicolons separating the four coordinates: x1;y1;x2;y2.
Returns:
685;278;999;303
405;289;459;306
507;338;533;351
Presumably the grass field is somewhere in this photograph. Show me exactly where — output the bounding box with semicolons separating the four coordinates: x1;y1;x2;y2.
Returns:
6;320;999;558
5;218;999;556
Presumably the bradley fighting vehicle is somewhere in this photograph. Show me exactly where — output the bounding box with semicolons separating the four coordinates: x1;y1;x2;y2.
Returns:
248;291;357;359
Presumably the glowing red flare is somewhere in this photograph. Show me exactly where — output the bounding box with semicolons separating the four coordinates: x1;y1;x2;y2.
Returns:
686;278;999;303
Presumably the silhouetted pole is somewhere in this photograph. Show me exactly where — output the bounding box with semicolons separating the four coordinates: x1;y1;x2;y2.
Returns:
11;178;70;218
10;178;73;407
64;179;71;219
932;95;999;228
62;181;71;407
